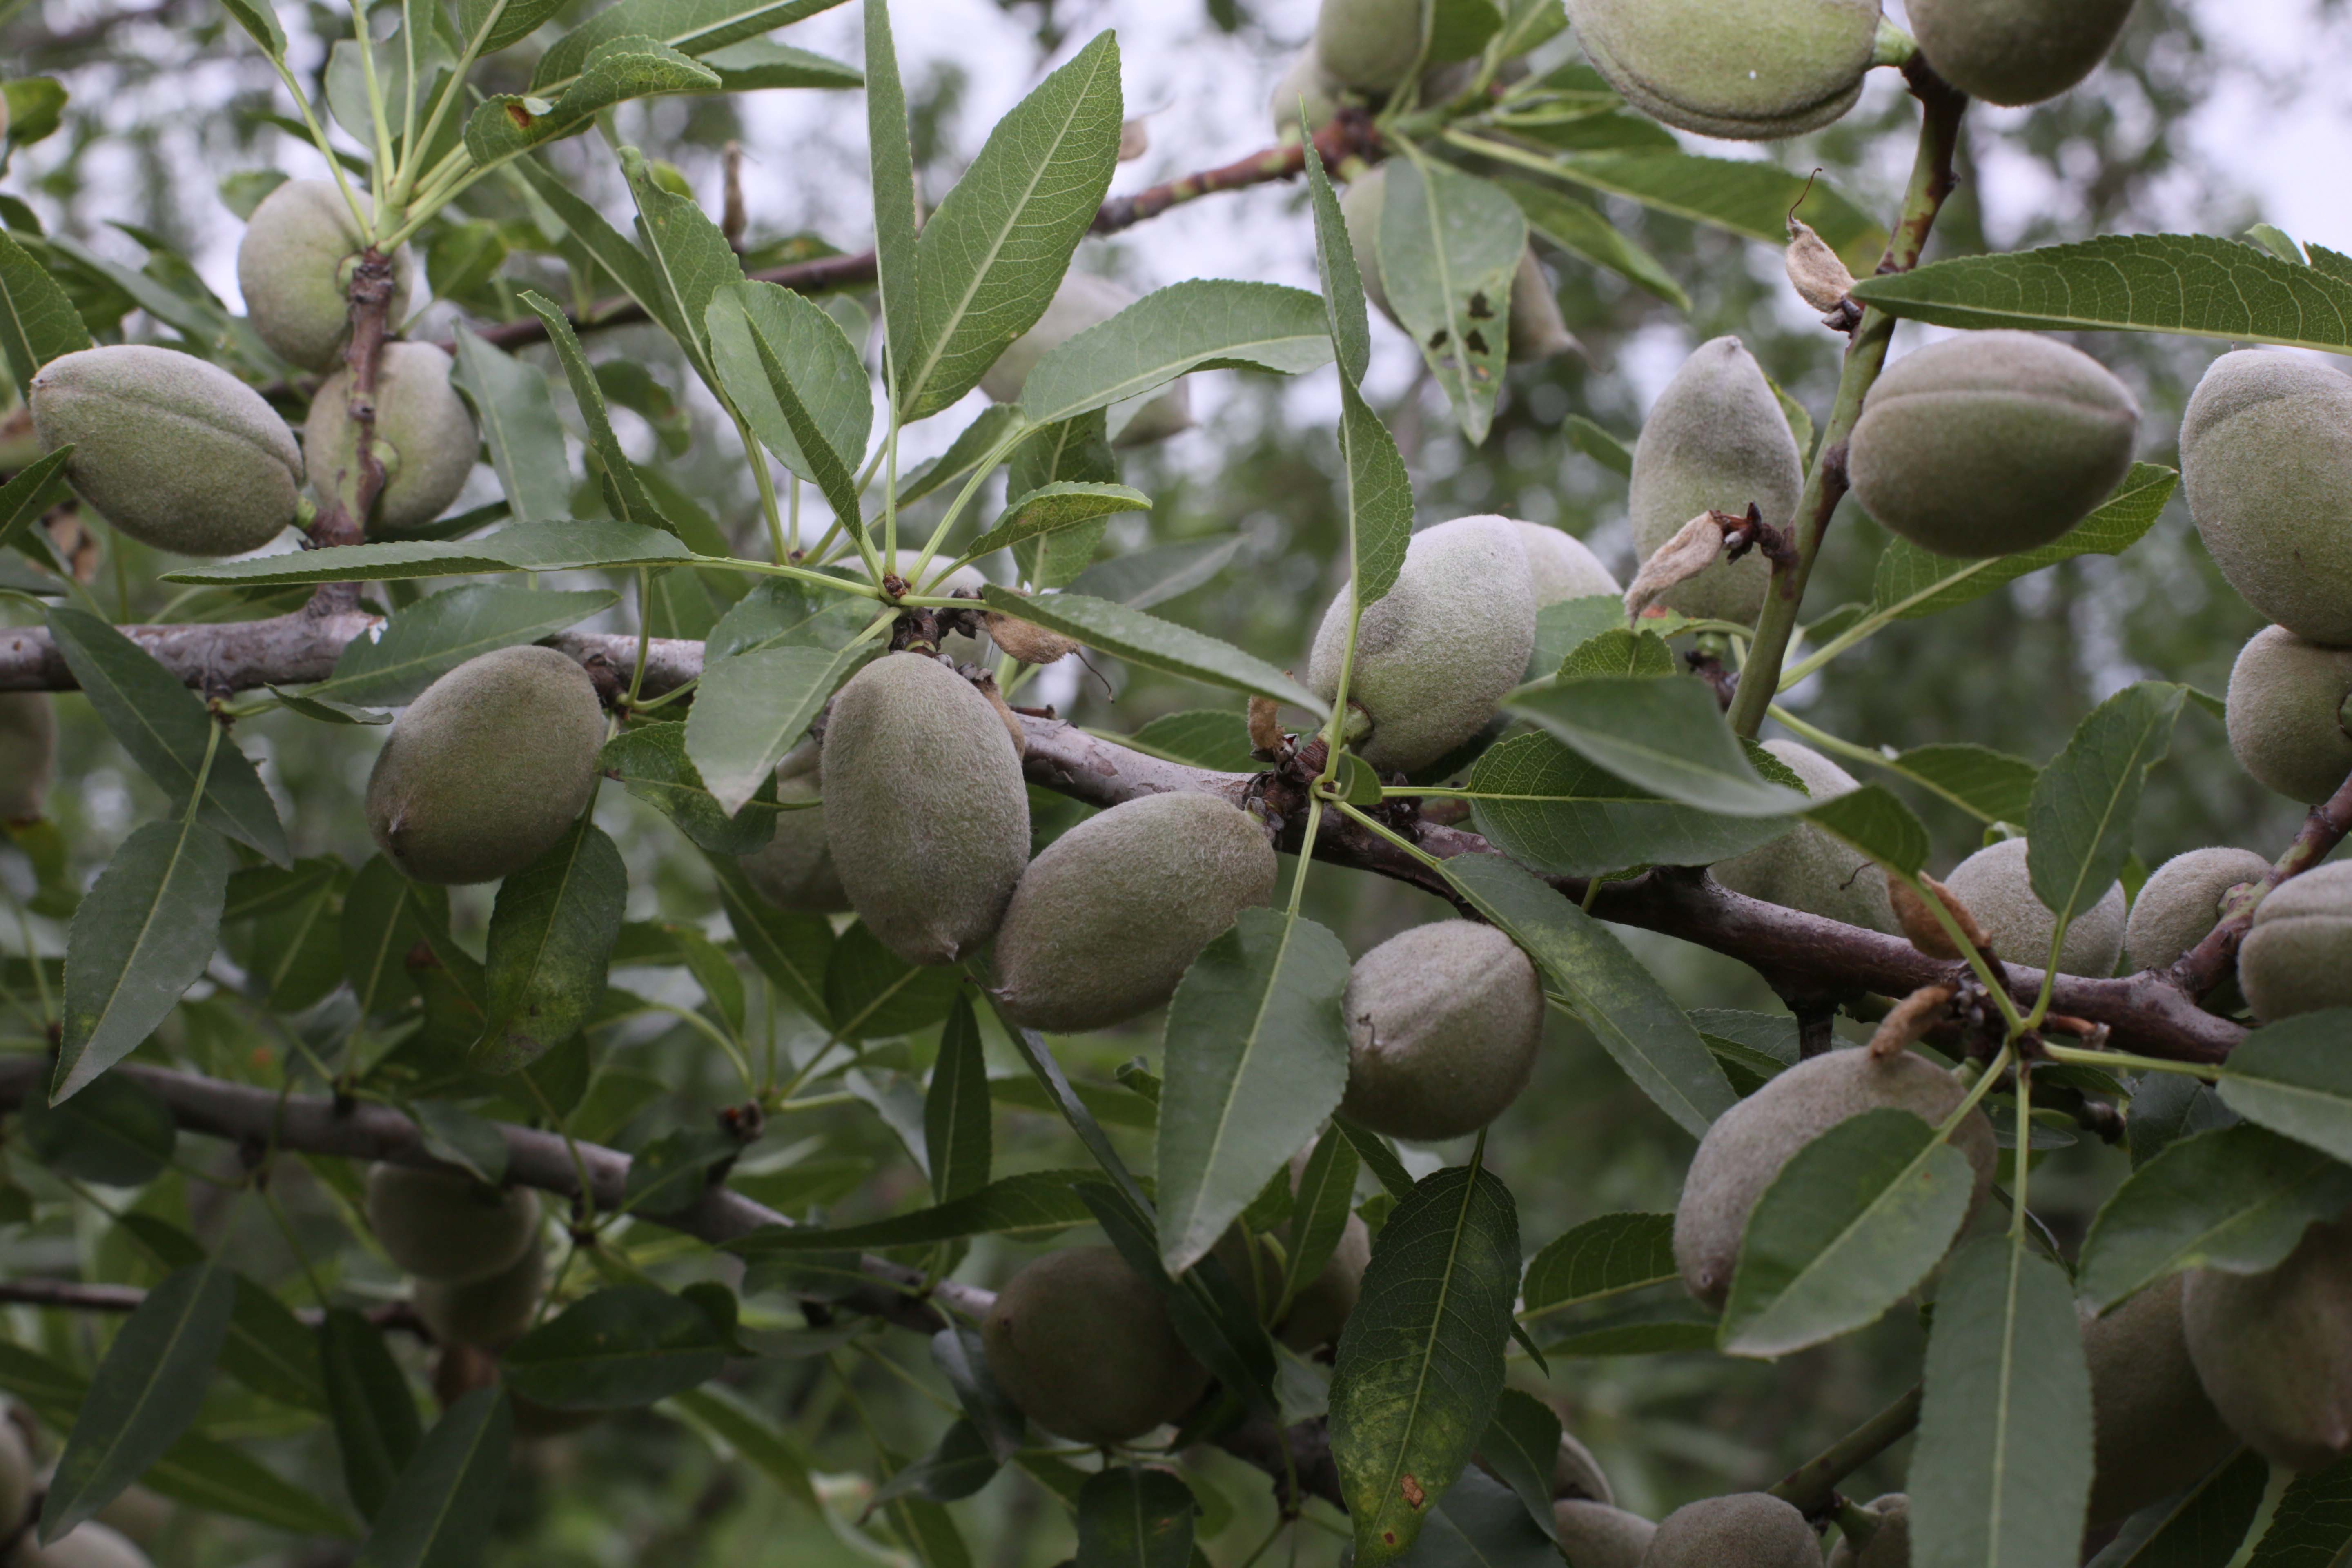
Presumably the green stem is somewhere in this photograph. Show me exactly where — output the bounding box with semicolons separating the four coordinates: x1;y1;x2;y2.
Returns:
1768;1384;1923;1514
1725;67;1967;739
2040;1040;2216;1079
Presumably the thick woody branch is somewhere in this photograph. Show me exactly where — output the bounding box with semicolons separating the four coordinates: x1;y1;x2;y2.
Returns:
458;111;1383;356
0;1277;427;1336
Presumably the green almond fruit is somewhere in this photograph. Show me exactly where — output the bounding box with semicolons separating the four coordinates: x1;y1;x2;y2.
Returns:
1566;0;1882;140
979;272;1192;447
2238;861;2352;1022
1338;920;1544;1141
993;792;1277;1033
2226;626;2352;805
1711;740;1899;934
305;340;480;536
0;693;56;822
740;772;849;914
1517;520;1620;606
363;1163;540;1285
1552;1430;1614;1504
1646;1492;1821;1568
820;653;1030;967
1943;836;2125;976
30;344;301;557
1910;0;2137;107
2082;1274;2240;1524
2184;1211;2352;1471
1306;514;1537;773
2184;349;2352;646
981;1247;1209;1444
415;1242;546;1349
1553;1500;1654;1568
1847;330;2139;558
1271;48;1346;138
236;179;415;372
1314;0;1422;91
2124;846;2272;973
1629;336;1802;627
364;644;606;885
1826;1494;1906;1568
1674;1046;1994;1308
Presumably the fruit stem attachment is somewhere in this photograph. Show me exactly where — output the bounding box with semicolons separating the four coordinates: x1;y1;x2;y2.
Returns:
303;249;403;615
2169;760;2352;1004
1725;59;1967;739
1768;1382;1922;1515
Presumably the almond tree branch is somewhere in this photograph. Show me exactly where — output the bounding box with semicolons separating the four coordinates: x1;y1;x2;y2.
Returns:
2170;763;2352;1000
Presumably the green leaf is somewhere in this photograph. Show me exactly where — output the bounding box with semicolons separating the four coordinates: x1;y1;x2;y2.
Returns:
976;586;1326;715
1477;1388;1563;1544
706;854;832;1023
1074;1466;1195;1568
321;1307;425;1521
311;586;615;708
41;1262;235;1541
341;856;450;1018
621;154;742;376
688;641;877;816
1155;908;1353;1274
1018;279;1336;427
1071;1178;1279;1412
1441;854;1735;1138
825;919;962;1041
621;1125;738;1215
1849;234;2352;352
2078;1124;2352;1314
896;31;1121;417
410;1100;511;1185
1718;1108;1977;1358
1067;535;1245;610
1378;159;1524;445
1464;731;1790;879
514;293;663;527
1909;1235;2093;1568
1303;116;1370;385
1802;785;1933;879
0;230;90;399
869;1418;998;1508
1330;1164;1521;1565
1125;709;1258;771
600;722;781;857
0;448;74;556
151;1429;359;1537
704;279;871;497
728;1170;1098;1262
699;37;861;89
1507;676;1808;817
512;156;670;323
925;993;991;1203
960;481;1152;563
2244;1451;2352;1567
664;1385;821;1512
1519;1212;1678;1319
461;0;569;56
532;0;842;88
352;1388;512;1568
897;404;1026;508
1564;416;1633;478
217;0;288;56
464;38;719;164
2086;1448;2264;1568
474;818;628;1074
2027;682;2185;934
1281;1129;1361;1319
162;520;693;586
1883;744;2040;826
929;1321;1027;1464
863;0;919;392
1542;151;1882;264
46;608;288;864
2218;1011;2352;1166
1503;177;1688;311
450;329;574;525
17;1074;176;1185
502;1286;726;1409
55;819;232;1102
1869;464;2177;624
1405;1464;1563;1567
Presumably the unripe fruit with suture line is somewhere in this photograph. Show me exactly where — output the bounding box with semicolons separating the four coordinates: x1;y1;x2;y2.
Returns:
979;272;1192;447
739;772;849;914
1846;331;2140;559
2238;862;2352;1022
1314;0;1421;91
415;1241;545;1349
30;344;301;557
981;1247;1209;1444
0;693;55;822
1306;514;1536;774
821;653;1030;967
1711;741;1899;935
12;1525;152;1568
1943;836;2126;977
1826;1494;1906;1568
1339;921;1544;1142
2226;626;2352;805
2082;1273;2241;1524
1674;1047;1996;1309
993;792;1276;1033
364;645;605;886
363;1164;540;1285
1552;1500;1653;1568
236;179;415;372
2183;350;2352;647
1339;168;1579;365
1566;0;1881;141
1910;0;2136;107
1629;337;1802;628
1515;520;1621;607
2125;847;2272;973
1645;1492;1821;1568
305;340;479;536
2185;1211;2352;1471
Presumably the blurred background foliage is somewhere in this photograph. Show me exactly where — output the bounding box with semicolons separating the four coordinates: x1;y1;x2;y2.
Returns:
0;0;2341;1562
